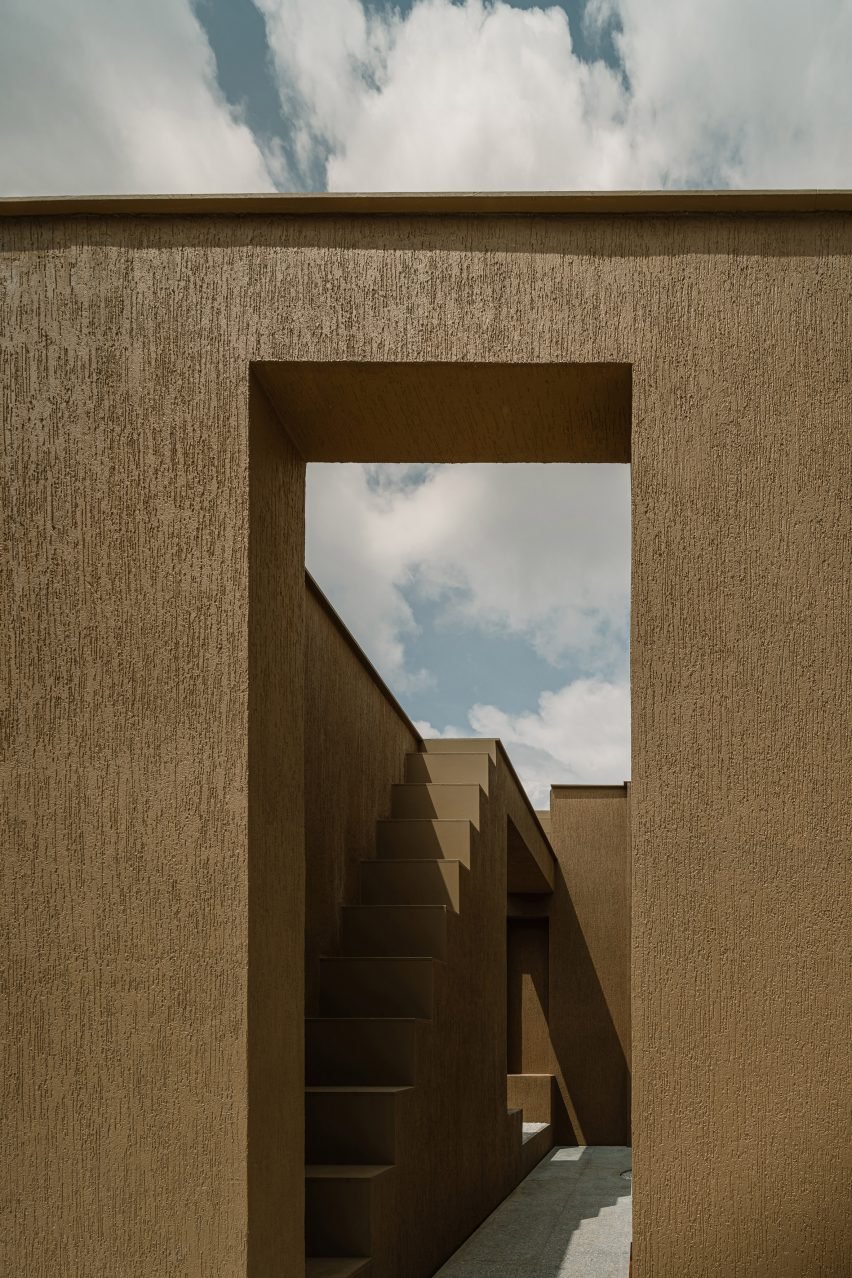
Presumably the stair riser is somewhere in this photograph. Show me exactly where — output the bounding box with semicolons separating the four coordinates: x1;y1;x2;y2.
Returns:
421;738;497;762
306;1092;398;1164
404;752;491;793
390;784;482;829
376;820;473;867
319;960;433;1019
306;1020;417;1086
359;862;461;913
306;1177;374;1258
341;907;448;959
306;1260;372;1278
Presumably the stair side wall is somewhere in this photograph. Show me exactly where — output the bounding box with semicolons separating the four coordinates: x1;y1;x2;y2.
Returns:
304;583;420;1014
364;754;549;1278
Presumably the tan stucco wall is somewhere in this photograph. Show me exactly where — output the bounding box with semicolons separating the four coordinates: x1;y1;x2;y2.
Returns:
248;380;305;1275
3;208;851;1276
304;578;419;1012
549;784;632;1144
550;785;632;1066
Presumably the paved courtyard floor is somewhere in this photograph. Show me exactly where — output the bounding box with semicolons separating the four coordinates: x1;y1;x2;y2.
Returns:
433;1146;632;1278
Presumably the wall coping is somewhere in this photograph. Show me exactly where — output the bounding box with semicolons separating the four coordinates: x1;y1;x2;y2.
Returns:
3;190;852;218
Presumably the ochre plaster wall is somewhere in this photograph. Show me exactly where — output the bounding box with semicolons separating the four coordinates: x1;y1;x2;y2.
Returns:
550;785;632;1067
304;579;419;1012
507;918;551;1075
548;784;632;1145
3;209;851;1277
248;380;305;1275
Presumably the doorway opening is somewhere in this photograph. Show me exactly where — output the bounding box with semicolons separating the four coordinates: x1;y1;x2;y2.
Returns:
248;359;633;1271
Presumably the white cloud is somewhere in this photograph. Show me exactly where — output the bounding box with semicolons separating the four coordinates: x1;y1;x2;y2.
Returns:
469;676;630;805
306;462;631;804
305;463;435;692
257;0;852;189
1;0;277;195
601;0;852;187
257;0;640;189
415;678;631;808
413;719;465;739
306;462;630;689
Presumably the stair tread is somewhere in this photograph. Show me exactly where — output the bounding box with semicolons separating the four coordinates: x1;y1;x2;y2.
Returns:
306;1085;413;1094
324;959;445;968
305;1260;371;1278
522;1121;551;1145
343;903;447;910
394;782;483;791
409;749;487;757
306;1164;394;1179
361;858;465;865
378;817;472;823
321;955;434;962
306;1015;418;1022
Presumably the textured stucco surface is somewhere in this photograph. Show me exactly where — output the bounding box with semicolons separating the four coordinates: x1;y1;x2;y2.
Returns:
551;786;632;1069
506;785;631;1147
3;210;851;1276
549;785;632;1146
248;379;305;1275
304;581;419;1012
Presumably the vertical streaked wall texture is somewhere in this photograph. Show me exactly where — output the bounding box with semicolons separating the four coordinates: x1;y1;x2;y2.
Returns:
2;206;850;1277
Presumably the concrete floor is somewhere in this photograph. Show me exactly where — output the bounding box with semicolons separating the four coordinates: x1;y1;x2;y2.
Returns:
433;1147;632;1278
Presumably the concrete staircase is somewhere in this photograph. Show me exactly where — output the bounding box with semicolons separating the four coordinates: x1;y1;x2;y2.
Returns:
305;743;548;1278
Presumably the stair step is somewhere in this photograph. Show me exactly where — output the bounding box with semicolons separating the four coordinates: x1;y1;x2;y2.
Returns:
305;1165;393;1258
421;737;497;762
376;818;474;867
390;782;483;829
360;859;463;912
306;1085;411;1164
319;956;434;1019
522;1121;551;1145
404;750;491;793
306;1017;418;1086
306;1259;371;1278
341;904;448;958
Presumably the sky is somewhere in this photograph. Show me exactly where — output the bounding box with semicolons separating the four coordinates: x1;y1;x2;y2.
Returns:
4;0;851;803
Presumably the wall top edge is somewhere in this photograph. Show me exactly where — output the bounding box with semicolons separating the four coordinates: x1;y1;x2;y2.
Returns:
551;783;630;792
3;190;852;218
305;569;423;748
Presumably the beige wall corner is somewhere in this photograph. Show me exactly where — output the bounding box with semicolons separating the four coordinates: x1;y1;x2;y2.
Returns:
248;377;306;1277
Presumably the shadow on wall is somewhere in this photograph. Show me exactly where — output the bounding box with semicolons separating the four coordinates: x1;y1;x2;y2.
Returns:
433;1146;633;1277
550;870;632;1146
509;864;631;1146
